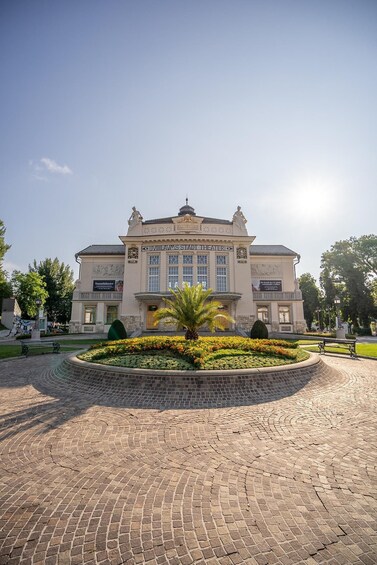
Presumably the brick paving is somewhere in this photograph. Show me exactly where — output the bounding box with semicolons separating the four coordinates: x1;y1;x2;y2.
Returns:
0;353;376;564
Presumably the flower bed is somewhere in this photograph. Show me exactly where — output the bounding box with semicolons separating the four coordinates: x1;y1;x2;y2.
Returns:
78;336;309;370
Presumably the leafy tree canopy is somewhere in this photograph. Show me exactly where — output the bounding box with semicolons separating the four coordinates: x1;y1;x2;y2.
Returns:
0;220;12;307
154;283;234;340
11;271;48;318
29;258;74;323
298;273;321;330
320;235;377;327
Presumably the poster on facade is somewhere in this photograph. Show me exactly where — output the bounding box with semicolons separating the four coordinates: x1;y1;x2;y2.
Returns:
252;279;282;292
93;280;115;291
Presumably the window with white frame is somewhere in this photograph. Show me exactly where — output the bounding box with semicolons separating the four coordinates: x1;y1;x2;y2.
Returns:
216;255;228;291
168;254;179;265
197;266;208;289
183;266;193;287
278;305;291;323
148;255;160;292
168;266;179;288
197;255;208;265
106;305;118;325
257;305;269;323
84;306;96;324
183;254;193;265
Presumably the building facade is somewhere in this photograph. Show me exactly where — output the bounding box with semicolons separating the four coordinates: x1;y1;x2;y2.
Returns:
70;203;306;334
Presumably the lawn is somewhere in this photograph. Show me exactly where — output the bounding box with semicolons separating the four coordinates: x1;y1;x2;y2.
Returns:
78;336;310;370
297;340;377;359
0;339;104;360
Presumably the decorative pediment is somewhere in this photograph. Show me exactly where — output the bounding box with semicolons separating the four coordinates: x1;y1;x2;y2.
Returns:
172;214;203;232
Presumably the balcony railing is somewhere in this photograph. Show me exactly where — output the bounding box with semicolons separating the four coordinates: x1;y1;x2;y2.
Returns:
252;291;302;301
74;291;123;301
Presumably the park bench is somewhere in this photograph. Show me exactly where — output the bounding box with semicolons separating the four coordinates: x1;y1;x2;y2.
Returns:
20;340;60;356
318;338;357;358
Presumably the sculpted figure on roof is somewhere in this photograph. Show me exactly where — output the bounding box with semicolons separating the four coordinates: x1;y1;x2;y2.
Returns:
128;206;143;228
232;206;248;234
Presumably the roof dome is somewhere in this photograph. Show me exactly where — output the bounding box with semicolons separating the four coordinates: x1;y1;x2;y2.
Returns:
178;198;196;216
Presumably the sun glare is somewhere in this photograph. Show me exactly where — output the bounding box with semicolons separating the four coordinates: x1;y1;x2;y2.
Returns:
288;176;340;221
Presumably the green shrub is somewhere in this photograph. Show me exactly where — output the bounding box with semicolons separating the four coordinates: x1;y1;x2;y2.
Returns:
250;319;269;339
108;319;127;340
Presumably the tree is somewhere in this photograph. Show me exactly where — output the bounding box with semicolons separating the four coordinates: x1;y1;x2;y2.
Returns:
153;283;234;340
29;258;74;323
0;220;12;308
298;273;321;330
320;235;377;328
11;271;48;318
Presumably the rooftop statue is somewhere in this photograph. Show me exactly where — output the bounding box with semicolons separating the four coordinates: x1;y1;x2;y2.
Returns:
128;206;143;228
232;206;247;232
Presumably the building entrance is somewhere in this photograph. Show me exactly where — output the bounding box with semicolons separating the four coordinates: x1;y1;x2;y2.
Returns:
218;304;230;330
146;305;158;330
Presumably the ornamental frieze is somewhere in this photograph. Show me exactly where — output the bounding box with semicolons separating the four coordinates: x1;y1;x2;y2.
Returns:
250;263;282;276
92;263;124;276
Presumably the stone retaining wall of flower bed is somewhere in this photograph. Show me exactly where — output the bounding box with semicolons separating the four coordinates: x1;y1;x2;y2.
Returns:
46;353;342;409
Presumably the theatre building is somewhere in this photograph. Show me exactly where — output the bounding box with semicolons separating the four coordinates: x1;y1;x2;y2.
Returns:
70;202;306;335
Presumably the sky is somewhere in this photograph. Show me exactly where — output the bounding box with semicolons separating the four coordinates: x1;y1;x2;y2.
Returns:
1;0;376;283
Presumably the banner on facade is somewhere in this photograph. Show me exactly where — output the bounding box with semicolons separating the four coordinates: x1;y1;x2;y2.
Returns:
252;279;282;292
93;280;123;292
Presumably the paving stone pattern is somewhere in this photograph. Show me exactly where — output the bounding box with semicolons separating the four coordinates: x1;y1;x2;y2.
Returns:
0;353;376;564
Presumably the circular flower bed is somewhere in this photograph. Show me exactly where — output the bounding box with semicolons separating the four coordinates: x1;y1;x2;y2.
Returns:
78;336;309;371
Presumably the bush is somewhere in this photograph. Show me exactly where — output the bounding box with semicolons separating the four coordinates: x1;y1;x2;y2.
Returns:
250;319;269;339
353;327;372;336
108;319;127;340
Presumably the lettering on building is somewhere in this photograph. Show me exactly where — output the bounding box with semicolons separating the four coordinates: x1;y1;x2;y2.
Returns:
141;244;234;252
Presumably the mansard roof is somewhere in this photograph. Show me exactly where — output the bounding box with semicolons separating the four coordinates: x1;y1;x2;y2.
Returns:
142;216;232;225
250;245;298;256
76;245;125;258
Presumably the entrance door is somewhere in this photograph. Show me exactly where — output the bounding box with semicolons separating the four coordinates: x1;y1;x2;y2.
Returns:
218;305;230;330
146;305;158;330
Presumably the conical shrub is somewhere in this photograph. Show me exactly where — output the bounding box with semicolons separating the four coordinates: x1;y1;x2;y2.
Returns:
250;319;269;339
108;319;127;340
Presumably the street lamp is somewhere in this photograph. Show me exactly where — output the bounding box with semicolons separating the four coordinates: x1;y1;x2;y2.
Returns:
334;295;345;338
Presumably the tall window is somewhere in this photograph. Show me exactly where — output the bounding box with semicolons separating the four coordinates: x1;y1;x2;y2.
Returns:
279;306;291;323
216;255;228;292
197;266;208;289
183;266;193;287
197;255;208;289
106;305;118;324
84;306;96;324
257;306;269;323
148;255;160;292
168;266;179;288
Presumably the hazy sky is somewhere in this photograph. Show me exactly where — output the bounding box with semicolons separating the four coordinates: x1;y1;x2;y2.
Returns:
1;0;376;283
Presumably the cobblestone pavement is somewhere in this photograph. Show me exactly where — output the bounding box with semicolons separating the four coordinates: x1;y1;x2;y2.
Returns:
0;354;376;565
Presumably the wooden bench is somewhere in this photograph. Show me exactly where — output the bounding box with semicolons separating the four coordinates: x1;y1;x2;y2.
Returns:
20;340;60;356
318;338;357;358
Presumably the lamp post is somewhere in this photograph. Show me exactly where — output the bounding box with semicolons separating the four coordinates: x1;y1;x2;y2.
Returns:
334;295;345;338
32;298;42;340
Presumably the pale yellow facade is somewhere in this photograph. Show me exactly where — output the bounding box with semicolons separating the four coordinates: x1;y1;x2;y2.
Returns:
70;204;306;334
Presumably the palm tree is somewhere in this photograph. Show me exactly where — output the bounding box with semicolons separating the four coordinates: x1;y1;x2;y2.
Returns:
153;283;234;340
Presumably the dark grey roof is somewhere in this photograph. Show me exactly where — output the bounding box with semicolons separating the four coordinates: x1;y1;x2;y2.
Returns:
76;245;125;257
143;216;232;225
249;245;299;256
